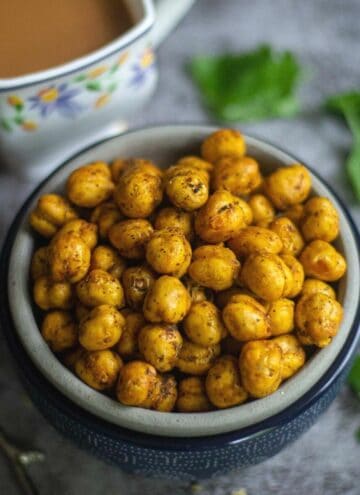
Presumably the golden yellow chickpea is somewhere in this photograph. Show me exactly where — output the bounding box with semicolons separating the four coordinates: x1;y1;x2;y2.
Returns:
116;311;145;358
41;310;78;352
176;155;214;174
108;219;154;260
143;275;191;324
188;244;240;291
280;254;305;298
264;164;312;210
281;204;305;225
183;277;213;303
111;158;163;183
138;324;183;372
116;360;158;407
269;217;304;256
90;201;123;239
300;278;336;300
184;301;227;347
274;334;306;380
300;197;340;242
295;293;343;347
215;288;251;310
121;266;155;309
227;226;283;258
33;275;73;310
201;129;246;163
29;193;78;238
222;294;270;342
75;350;123;390
206;355;248;409
176;377;212;412
265;299;295;336
90;245;126;279
145;228;192;277
152;375;178;412
195;190;249;243
56;219;98;250
165;166;209;211
79;304;125;351
110;158;128;182
176;340;221;375
76;269;125;308
154;207;194;241
49;232;90;283
239;340;283;398
67;162;114;207
212;156;263;196
30;246;49;279
299;240;346;282
248;194;276;227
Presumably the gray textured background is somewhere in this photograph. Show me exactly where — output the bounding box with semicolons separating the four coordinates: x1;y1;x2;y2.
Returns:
1;1;360;494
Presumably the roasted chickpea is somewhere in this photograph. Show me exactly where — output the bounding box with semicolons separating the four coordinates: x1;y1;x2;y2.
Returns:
212;156;263;196
116;360;158;407
176;377;212;412
300;278;336;300
90;245;126;278
41;310;78;352
248;194;275;227
57;219;98;250
274;334;306;380
265;299;294;336
295;293;343;347
300;197;340;242
227;226;283;257
76;269;125;308
188;244;240;291
280;254;305;298
183;277;213;303
75;350;122;390
122;266;155;309
112;158;162;183
49;232;90;283
30;246;49;279
109;219;153;259
152;375;178;412
145;228;192;277
195;190;249;243
138;324;183;372
222;294;270;342
239;340;283;398
264;164;312;210
299;240;346;282
29;194;78;238
67;162;114;207
269;217;304;256
201;129;246;163
154;207;194;241
165;166;209;211
215;287;251;309
116;311;145;358
90;201;123;239
281;204;304;225
111;158;127;182
79;304;125;351
176;155;214;174
33;275;73;310
206;355;248;408
184;301;227;346
143;275;191;324
176;340;221;375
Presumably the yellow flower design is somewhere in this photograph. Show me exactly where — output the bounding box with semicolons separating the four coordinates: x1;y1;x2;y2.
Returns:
95;94;111;109
140;48;154;69
88;66;108;79
7;95;24;107
118;51;129;66
38;88;59;103
22;120;38;131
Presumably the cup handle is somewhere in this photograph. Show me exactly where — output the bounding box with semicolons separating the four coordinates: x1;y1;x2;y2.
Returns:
151;0;195;47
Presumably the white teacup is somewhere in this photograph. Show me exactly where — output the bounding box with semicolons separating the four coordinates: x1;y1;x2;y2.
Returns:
0;0;195;179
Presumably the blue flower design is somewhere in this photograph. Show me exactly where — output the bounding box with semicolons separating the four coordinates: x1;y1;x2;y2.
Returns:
28;83;83;118
130;48;155;88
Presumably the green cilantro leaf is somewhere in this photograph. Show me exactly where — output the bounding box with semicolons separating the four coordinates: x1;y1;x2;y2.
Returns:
348;355;360;397
189;45;303;122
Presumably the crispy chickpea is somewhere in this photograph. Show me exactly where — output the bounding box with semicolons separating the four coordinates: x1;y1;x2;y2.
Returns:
264;164;312;210
48;232;90;283
269;217;304;256
239;340;283;398
248;194;275;227
188;244;240;291
300;278;336;300
228;226;283;257
111;158;128;182
300;197;340;242
176;155;214;174
176;377;212;412
184;301;227;347
165;165;209;211
299;240;346;282
176;340;221;375
56;219;98;250
116;311;145;358
143;275;191;324
114;165;163;218
67;162;114;207
183;277;213;303
75;350;122;390
41;311;78;352
122;266;155;309
152;375;178;412
109;219;153;260
111;158;163;183
154;207;194;241
280;254;304;298
206;355;248;408
222;294;270;342
33;275;73;310
90;245;126;279
295;293;343;347
274;334;306;380
281;204;304;225
145;228;192;277
29;194;78;238
76;269;125;308
265;299;294;336
212;156;263;196
79;304;125;351
116;360;158;407
30;246;49;279
201;129;246;163
195;190;249;243
138;324;183;372
90;201;123;239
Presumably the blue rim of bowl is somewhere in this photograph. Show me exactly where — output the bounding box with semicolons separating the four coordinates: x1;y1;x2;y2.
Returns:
1;125;360;451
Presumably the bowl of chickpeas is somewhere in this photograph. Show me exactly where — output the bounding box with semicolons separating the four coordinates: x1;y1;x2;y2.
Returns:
1;125;359;480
